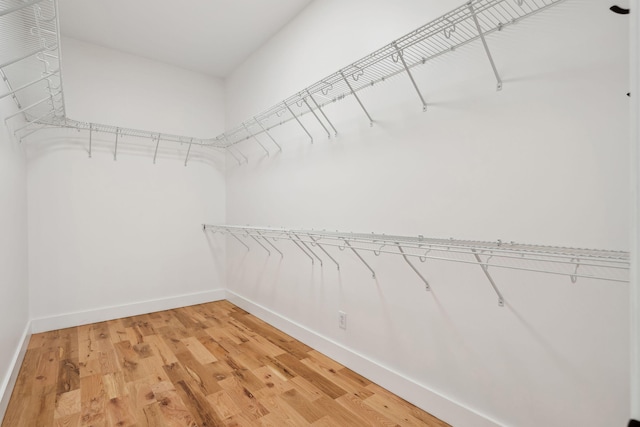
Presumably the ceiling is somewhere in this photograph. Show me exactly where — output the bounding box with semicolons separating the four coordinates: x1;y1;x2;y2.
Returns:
58;0;313;78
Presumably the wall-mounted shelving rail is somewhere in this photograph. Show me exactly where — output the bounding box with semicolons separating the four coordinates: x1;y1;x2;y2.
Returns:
204;225;630;307
219;0;566;162
1;0;565;164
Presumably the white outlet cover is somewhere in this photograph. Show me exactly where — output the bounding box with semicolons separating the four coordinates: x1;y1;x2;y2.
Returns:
338;311;347;329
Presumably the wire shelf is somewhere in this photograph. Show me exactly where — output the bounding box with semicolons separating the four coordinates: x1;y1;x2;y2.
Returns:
1;0;566;158
1;0;64;136
217;0;565;154
205;224;629;306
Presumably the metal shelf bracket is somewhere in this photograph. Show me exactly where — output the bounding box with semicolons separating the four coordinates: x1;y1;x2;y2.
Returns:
293;233;323;266
153;134;161;164
570;258;580;283
184;138;193;166
230;232;250;251
398;243;431;291
302;96;331;139
243;123;269;156
290;236;315;264
306;90;337;137
340;70;373;127
257;230;284;258
248;233;271;255
113;128;119;161
393;43;427;112
254;117;282;151
233;146;249;163
285;103;313;143
468;2;503;91
472;249;505;307
310;235;340;270
343;239;376;278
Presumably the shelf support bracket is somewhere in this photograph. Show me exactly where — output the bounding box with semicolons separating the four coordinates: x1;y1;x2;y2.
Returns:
306;90;337;137
88;123;92;158
153;134;161;164
254;117;282;151
223;134;248;164
468;2;503;91
114;128;119;161
243;123;269;156
471;249;505;307
344;240;376;278
256;231;284;258
247;233;271;255
302;96;331;139
285;103;313;143
233;146;249;163
397;243;430;291
393;43;427;112
309;235;340;270
227;147;242;165
0;70;22;110
290;236;315;264
184;138;193;166
293;233;323;266
340;70;373;126
229;232;250;251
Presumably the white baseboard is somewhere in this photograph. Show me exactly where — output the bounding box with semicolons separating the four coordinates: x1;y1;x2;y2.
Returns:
31;289;226;333
0;321;31;423
226;290;503;427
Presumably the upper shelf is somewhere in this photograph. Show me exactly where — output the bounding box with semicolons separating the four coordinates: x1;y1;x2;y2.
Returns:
220;0;564;153
1;0;565;156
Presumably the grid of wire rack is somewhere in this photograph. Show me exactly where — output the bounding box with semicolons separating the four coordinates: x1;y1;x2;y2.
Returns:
1;0;64;140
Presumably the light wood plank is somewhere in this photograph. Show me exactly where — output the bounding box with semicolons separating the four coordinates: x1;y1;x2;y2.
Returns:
180;336;218;365
2;301;449;427
54;389;81;419
79;374;106;427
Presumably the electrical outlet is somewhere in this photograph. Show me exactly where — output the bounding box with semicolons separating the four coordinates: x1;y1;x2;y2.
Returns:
338;311;347;330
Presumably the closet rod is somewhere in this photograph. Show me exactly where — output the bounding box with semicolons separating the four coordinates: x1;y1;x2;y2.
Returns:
204;225;630;287
215;0;566;154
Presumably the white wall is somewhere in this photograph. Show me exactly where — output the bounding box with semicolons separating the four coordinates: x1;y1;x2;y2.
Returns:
27;38;227;329
224;1;630;426
0;92;30;417
60;37;224;138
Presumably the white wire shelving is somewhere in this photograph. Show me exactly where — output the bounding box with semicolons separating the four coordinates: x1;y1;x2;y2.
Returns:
1;0;65;139
1;0;566;163
204;225;630;307
218;0;566;162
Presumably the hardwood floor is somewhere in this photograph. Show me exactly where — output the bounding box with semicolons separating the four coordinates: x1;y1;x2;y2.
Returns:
1;301;450;427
